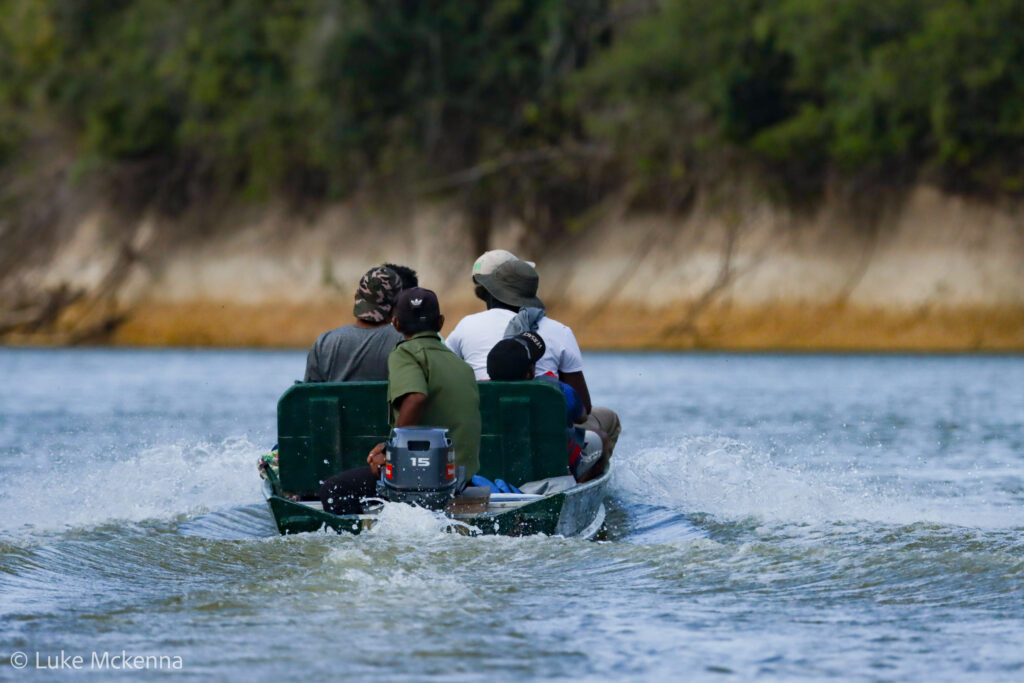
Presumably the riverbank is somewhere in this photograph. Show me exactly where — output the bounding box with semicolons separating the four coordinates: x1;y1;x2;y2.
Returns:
11;300;1005;352
2;186;1022;351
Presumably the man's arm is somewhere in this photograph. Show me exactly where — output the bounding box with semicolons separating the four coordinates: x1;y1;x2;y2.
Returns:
367;392;428;475
553;323;590;413
394;392;427;426
370;344;431;474
559;370;592;414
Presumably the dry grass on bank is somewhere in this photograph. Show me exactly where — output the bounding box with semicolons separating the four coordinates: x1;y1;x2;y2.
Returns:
564;302;1024;352
78;301;1024;352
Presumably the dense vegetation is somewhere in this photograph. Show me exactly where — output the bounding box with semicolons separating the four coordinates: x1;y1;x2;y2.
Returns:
2;0;1023;234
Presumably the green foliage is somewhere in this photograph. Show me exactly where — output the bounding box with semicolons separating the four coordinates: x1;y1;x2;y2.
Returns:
1;0;1023;221
575;0;1024;198
0;1;57;162
1;0;607;210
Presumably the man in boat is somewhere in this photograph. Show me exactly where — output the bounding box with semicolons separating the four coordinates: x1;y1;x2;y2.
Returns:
446;257;621;458
487;332;609;483
303;265;405;382
319;287;481;515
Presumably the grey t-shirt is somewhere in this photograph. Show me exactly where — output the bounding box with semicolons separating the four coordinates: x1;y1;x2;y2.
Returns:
304;324;404;382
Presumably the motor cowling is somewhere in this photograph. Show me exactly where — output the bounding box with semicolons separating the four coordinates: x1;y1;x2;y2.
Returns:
376;427;457;510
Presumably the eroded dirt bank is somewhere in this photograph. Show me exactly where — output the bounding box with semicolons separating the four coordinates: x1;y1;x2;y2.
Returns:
2;187;1022;350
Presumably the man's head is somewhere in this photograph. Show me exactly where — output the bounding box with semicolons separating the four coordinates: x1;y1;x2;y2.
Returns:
383;263;418;289
393;287;444;336
474;259;544;310
354;266;403;323
487;332;546;381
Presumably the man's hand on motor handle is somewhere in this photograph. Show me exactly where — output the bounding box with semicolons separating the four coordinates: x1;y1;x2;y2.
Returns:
367;442;386;476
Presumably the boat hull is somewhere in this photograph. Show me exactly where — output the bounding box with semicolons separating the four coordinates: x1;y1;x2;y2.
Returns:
263;471;609;539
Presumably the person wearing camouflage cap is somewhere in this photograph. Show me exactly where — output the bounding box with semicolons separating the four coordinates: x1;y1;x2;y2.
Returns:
353;265;403;323
304;266;405;382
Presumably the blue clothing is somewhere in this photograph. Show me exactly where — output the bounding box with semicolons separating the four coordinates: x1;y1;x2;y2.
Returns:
504;307;547;337
558;382;586;426
537;372;585;426
536;373;586;476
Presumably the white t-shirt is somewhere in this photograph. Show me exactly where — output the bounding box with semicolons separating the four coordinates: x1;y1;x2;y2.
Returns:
446;308;585;380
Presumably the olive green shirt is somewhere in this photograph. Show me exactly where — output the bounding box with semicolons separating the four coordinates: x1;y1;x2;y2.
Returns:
387;331;481;479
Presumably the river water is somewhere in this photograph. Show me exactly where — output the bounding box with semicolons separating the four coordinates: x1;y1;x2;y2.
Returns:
1;349;1021;680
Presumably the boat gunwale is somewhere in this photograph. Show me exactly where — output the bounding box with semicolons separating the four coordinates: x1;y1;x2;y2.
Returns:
262;467;611;536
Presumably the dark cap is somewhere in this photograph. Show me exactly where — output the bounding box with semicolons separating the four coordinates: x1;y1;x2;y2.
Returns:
474;259;544;309
353;266;402;323
394;287;441;331
515;331;546;362
487;332;547;381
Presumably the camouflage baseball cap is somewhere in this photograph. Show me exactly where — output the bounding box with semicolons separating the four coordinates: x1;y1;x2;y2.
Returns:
353;266;403;323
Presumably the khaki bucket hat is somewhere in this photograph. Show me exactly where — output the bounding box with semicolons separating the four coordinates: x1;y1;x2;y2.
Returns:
474;259;544;309
472;249;535;282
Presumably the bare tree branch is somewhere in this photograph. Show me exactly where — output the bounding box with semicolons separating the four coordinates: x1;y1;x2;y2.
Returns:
416;144;613;193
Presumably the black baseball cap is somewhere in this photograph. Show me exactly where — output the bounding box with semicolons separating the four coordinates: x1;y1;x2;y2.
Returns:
487;332;546;380
395;287;441;330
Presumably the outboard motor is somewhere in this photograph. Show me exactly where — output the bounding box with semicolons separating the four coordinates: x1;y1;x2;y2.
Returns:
376;427;457;510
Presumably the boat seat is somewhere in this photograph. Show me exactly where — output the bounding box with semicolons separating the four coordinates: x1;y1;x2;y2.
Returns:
518;475;577;496
276;380;569;496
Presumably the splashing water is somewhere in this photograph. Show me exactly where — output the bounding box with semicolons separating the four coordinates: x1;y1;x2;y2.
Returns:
613;435;1023;530
364;500;480;538
0;437;264;537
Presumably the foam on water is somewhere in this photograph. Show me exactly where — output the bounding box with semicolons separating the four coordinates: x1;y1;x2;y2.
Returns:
0;437;263;538
614;435;1023;530
312;505;498;607
325;552;474;603
364;500;480;538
